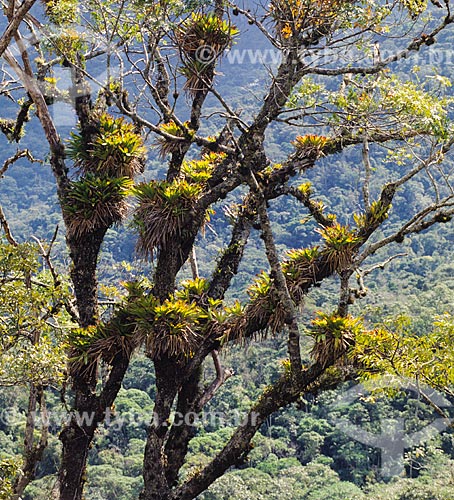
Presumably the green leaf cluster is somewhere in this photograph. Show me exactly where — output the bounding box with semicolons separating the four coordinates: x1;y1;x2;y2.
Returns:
309;312;364;367
67;114;146;178
354;313;454;390
0;240;69;387
62;176;133;238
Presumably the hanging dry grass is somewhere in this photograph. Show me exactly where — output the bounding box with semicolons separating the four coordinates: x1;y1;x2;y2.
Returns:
308;312;363;368
132;179;203;259
63;176;133;239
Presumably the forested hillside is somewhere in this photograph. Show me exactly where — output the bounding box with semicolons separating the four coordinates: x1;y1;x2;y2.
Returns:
2;1;454;499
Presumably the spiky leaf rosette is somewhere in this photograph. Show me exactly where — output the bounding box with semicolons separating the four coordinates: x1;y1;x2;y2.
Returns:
180;59;217;96
175;277;210;302
309;312;363;368
282;247;321;303
229;248;321;340
317;223;361;272
67;323;139;375
292;134;331;160
155;120;194;157
63;175;133;238
176;13;238;95
67;113;146;178
181;151;226;183
219;272;285;343
133;179;203;259
177;12;238;61
133;298;205;360
67;282;156;374
353;199;390;229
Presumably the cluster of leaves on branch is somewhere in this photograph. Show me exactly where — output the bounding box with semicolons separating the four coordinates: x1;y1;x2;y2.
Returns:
0;458;22;500
271;0;429;43
42;0;79;25
270;0;349;40
177;13;238;94
133;180;204;257
354;313;454;393
156;121;195;157
288;73;453;142
353;200;390;229
133;152;224;257
43;27;85;65
0;240;68;387
63;114;145;238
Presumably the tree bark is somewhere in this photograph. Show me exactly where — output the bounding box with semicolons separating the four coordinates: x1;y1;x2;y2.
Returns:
58;350;131;500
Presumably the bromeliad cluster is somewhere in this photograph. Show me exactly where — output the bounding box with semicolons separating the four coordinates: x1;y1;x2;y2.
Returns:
220;247;322;342
67;114;146;178
62;176;133;239
67;278;243;365
308;312;363;368
155;120;195;157
63;114;146;239
353;199;390;231
218;223;363;343
292;134;332;160
176;12;238;95
317;223;361;272
133;152;224;258
66;281;201;369
133;179;203;259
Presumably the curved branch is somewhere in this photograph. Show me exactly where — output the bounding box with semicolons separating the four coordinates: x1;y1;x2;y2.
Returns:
170;362;329;500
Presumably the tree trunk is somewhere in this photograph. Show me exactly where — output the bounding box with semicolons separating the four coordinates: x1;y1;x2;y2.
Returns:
68;228;107;328
140;358;181;500
58;423;94;500
57;228;106;500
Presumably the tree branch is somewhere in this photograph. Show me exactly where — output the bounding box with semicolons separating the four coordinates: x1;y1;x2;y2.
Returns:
198;351;234;408
0;0;37;58
251;173;302;372
0;204;18;246
170;362;329;500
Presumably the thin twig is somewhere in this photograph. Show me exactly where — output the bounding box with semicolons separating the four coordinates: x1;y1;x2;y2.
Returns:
362;135;371;209
0;204;18;246
199;350;234;408
0;149;42;178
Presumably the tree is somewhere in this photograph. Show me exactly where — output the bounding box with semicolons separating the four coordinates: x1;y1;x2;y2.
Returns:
0;228;71;498
1;0;454;499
